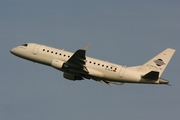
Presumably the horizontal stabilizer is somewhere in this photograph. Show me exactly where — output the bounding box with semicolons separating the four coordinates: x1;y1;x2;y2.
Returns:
142;71;159;80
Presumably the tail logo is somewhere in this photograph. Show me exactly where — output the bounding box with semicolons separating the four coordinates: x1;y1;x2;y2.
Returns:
154;59;166;66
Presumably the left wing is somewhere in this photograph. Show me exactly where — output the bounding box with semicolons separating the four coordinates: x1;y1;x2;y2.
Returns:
64;44;91;74
65;49;88;73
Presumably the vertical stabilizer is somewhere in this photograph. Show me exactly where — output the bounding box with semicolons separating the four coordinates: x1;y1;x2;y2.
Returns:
138;48;175;77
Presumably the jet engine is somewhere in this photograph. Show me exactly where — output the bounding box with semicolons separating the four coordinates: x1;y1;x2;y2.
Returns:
63;73;83;81
51;59;66;69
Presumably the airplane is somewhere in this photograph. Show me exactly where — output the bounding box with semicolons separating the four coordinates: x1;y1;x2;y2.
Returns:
10;43;175;86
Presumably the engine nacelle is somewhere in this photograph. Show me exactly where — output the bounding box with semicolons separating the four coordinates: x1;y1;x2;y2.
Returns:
51;59;65;69
63;73;83;81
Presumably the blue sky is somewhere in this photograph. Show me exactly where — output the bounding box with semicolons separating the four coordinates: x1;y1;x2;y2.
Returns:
1;1;180;120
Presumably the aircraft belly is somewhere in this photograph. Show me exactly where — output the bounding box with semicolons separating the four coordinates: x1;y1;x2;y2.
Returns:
99;70;120;81
88;68;104;78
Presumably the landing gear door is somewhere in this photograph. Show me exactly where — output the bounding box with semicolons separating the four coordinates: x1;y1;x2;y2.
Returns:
119;66;126;78
33;44;41;55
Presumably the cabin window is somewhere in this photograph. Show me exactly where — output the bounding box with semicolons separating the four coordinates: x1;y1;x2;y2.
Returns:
102;65;104;67
64;54;66;57
55;52;58;54
47;50;49;52
94;62;96;65
51;51;53;53
89;61;91;63
68;56;70;58
98;63;100;66
43;49;45;51
59;53;61;55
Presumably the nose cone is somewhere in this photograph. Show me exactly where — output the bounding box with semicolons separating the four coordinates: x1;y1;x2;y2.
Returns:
10;47;16;54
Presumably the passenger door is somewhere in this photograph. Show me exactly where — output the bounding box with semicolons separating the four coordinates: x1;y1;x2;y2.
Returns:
33;44;41;55
119;66;126;78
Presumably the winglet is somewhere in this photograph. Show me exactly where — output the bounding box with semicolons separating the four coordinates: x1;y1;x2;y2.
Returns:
83;43;91;50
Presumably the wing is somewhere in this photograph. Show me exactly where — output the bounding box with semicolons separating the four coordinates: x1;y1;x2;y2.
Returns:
64;44;91;74
65;49;88;73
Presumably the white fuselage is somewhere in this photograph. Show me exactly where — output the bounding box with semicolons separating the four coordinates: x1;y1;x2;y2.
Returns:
11;43;168;84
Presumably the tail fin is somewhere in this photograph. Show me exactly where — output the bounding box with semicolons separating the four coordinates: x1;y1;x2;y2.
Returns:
137;48;175;77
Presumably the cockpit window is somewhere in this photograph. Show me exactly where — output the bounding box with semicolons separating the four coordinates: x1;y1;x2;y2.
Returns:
21;44;28;47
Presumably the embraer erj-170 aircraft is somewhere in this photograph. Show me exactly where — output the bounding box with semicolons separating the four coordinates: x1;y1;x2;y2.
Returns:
11;43;175;85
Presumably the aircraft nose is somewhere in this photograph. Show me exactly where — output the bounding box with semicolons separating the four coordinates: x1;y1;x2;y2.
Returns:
10;47;16;54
